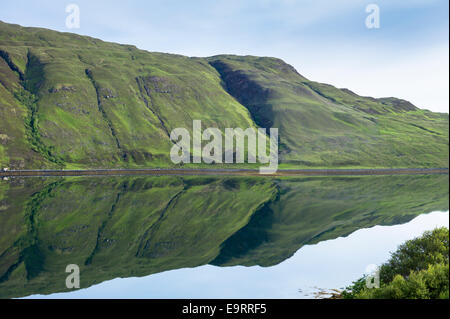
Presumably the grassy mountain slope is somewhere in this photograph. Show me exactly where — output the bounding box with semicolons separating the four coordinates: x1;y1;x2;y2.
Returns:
208;55;449;167
0;21;448;169
0;21;256;169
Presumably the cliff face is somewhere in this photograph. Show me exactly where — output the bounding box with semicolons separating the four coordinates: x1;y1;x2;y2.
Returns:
1;21;448;169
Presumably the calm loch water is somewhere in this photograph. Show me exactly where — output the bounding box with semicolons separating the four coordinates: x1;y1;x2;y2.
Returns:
0;174;448;298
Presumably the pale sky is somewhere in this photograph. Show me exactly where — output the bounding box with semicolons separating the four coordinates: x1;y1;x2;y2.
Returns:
1;0;448;113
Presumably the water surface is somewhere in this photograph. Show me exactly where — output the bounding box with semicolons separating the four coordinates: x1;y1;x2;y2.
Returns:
29;210;449;299
0;174;448;298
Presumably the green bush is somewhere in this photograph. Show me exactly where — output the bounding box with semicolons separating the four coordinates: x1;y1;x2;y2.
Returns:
342;227;449;299
357;262;449;299
380;227;449;283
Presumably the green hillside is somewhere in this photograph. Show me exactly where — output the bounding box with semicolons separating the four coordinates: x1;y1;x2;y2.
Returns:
208;55;449;167
0;21;448;169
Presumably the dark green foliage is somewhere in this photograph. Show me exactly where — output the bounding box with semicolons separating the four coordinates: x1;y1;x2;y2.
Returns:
22;245;45;280
380;227;449;283
343;227;449;299
359;263;449;299
14;89;64;165
340;277;367;299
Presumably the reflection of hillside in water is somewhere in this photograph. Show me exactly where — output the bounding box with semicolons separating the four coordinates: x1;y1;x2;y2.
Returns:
0;174;448;298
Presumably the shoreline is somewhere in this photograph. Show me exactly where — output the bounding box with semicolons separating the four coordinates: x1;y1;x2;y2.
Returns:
1;168;448;177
